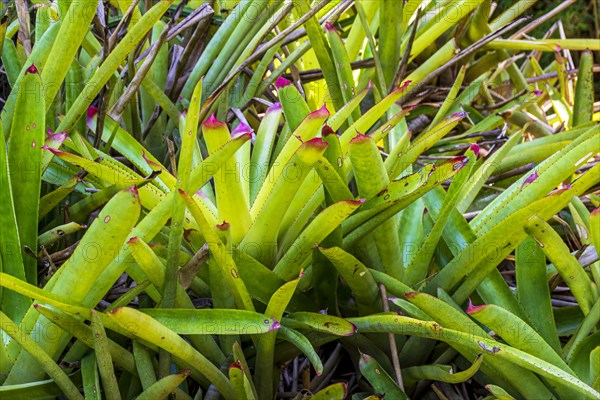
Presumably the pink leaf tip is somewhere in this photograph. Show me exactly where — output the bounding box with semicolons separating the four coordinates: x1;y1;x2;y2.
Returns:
399;80;412;90
128;185;139;198
469;144;480;157
26;63;38;74
275;76;292;89
324;21;336;31
349;132;370;144
466;299;486;314
203;113;225;128
87;106;98;123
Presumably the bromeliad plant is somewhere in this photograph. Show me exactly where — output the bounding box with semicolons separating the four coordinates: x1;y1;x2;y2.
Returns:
1;0;599;399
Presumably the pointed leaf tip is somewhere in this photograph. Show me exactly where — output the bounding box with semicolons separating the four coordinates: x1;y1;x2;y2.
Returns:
267;102;282;112
275;76;292;89
349;132;370;144
469;144;480;157
270;319;281;331
404;291;419;299
520;171;538;190
127;237;139;244
231;122;252;136
128;185;139;198
450;155;469;170
216;221;230;231
87;106;98;122
399;80;412;90
312;103;330;118
466;299;487;314
325;21;336;31
322;125;335;136
26;63;38;74
177;369;191;377
450;111;467;119
203;113;225;128
304;137;329;150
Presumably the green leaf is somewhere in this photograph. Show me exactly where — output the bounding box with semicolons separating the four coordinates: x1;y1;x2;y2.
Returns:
359;353;409;399
107;307;236;400
274;199;364;281
7;65;45;285
56;0;174;134
140;308;280;335
467;303;572;373
0;311;83;400
403;354;483;385
135;370;191;400
311;382;347;400
524;217;596;316
515;237;561;353
349;315;600;399
318;246;380;314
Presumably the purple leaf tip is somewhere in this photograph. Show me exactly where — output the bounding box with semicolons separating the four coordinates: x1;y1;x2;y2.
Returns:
267;102;282;112
520;171;538;191
275;76;292;89
231;122;253;137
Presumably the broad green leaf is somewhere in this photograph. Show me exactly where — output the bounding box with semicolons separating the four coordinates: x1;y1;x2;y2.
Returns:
349;133;403;278
255;275;300;399
140;308;280;335
318;246;379;314
283;312;357;337
516;237;561;352
572;50;594;126
7;65;45;285
6;187;140;384
0;119;30;322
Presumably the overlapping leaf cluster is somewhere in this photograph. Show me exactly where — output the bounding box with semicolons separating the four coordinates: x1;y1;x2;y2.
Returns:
0;0;598;399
